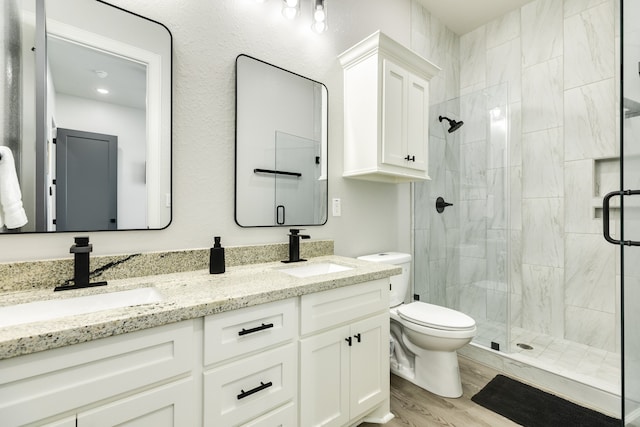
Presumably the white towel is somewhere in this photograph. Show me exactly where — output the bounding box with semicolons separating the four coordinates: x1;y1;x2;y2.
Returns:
0;146;28;229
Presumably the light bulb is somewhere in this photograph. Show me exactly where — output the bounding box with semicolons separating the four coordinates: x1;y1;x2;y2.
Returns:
313;8;325;22
312;20;326;33
282;0;299;19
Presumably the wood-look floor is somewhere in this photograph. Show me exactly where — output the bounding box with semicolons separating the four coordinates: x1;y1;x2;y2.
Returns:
360;356;520;427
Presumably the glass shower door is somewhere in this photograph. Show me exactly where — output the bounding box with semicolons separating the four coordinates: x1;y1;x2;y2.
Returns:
620;0;640;424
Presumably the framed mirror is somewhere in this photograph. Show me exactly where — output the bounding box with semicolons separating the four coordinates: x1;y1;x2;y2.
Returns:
4;0;171;233
235;55;328;227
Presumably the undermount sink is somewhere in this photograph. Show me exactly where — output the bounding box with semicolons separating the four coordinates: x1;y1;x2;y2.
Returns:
279;262;353;278
0;287;163;328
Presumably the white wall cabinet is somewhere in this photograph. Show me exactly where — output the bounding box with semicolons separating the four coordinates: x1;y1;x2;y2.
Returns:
339;31;440;183
299;279;391;427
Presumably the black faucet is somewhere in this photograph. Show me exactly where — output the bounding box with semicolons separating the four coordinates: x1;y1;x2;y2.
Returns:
54;236;107;291
283;229;310;263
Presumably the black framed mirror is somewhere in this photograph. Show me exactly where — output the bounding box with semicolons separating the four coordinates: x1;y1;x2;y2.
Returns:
2;0;172;233
235;55;328;227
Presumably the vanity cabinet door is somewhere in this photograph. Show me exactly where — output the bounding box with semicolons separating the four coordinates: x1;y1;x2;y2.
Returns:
299;325;351;427
349;313;389;419
40;417;76;427
77;378;195;427
0;320;194;427
300;315;389;427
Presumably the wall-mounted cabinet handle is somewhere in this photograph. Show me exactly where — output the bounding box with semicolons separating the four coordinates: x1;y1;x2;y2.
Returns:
404;155;415;162
354;333;361;343
238;323;274;336
603;190;640;246
345;336;352;346
237;381;273;400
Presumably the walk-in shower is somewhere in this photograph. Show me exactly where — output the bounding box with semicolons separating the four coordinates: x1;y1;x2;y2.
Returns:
414;80;621;417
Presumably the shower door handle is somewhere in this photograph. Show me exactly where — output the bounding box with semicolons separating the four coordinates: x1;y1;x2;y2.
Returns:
602;190;640;246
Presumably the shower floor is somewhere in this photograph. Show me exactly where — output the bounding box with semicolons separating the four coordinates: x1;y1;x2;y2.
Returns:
473;320;620;395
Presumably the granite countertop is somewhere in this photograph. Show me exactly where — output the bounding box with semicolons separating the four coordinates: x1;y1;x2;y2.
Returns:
0;255;401;360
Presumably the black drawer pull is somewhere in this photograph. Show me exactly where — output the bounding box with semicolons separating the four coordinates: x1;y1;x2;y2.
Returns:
237;381;273;400
354;333;361;343
238;322;274;336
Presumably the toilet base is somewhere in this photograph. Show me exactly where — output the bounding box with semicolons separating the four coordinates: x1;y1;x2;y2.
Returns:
414;348;463;398
398;334;464;398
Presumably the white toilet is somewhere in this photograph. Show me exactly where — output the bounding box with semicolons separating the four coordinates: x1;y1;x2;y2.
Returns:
357;252;476;398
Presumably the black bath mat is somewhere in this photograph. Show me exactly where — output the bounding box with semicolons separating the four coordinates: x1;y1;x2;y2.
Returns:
471;374;619;427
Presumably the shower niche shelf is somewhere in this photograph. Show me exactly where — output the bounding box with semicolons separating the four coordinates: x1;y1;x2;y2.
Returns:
338;31;440;183
592;157;619;220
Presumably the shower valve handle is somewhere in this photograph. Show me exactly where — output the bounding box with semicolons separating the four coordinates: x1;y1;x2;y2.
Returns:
436;197;453;213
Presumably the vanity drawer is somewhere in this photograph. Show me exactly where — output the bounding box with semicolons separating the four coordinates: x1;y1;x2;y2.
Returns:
300;279;389;335
203;343;297;427
204;298;297;366
241;402;296;427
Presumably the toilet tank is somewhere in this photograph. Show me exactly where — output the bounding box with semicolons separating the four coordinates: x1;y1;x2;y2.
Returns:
357;252;411;307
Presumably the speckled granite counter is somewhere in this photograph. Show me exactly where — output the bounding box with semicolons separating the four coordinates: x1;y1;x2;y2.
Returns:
0;255;400;360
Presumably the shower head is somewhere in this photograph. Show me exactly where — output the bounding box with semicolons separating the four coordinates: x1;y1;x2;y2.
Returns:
438;115;464;133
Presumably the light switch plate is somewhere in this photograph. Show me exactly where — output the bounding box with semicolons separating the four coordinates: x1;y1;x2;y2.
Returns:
332;198;341;216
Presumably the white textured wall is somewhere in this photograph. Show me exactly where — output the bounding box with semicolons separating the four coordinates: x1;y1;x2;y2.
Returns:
1;0;417;262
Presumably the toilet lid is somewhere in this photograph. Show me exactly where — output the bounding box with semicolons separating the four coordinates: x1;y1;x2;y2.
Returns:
397;302;476;331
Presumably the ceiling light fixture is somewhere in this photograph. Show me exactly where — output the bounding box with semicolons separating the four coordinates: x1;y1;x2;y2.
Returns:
311;0;327;33
281;0;300;19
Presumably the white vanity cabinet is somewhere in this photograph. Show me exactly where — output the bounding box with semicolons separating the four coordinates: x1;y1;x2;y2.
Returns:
0;320;196;427
339;31;440;183
299;279;391;427
203;298;298;427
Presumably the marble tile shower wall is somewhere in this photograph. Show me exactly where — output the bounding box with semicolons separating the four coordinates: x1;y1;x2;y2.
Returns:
456;0;619;352
410;0;461;307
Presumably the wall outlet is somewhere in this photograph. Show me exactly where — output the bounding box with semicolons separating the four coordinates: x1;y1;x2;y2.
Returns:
332;198;341;216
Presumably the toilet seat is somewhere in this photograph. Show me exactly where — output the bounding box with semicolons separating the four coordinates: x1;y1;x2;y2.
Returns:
397;302;476;331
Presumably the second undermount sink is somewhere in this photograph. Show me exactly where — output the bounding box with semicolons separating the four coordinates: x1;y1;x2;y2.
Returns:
0;287;164;328
279;262;353;278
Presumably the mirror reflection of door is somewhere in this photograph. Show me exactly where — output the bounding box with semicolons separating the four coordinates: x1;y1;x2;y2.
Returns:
55;128;117;231
46;34;148;231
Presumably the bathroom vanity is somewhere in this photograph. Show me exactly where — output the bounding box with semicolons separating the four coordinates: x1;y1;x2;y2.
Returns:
0;256;400;427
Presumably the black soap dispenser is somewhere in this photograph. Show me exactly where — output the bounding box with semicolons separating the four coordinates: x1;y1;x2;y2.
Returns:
209;236;225;274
